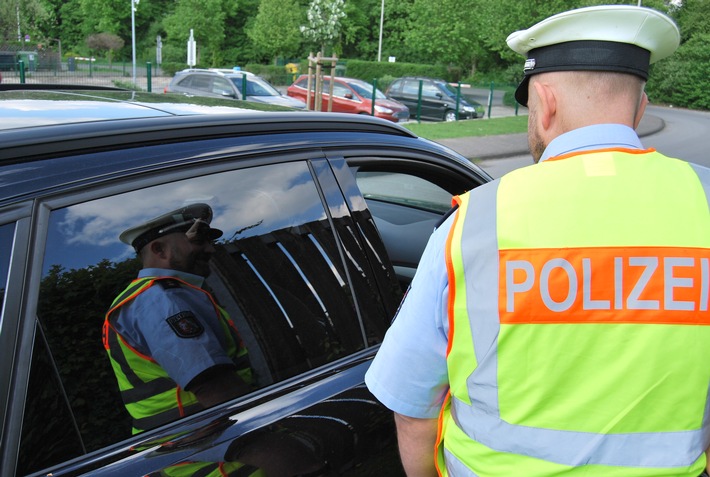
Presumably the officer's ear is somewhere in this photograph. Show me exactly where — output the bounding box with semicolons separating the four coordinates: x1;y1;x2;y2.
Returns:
531;79;556;132
633;92;648;130
148;239;168;258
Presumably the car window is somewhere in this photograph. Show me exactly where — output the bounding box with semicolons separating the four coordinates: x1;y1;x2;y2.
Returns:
22;160;376;473
211;77;234;95
357;171;453;213
332;82;354;99
421;82;441;98
245;77;281;97
353;168;460;289
402;79;421;96
347;81;386;100
184;74;212;93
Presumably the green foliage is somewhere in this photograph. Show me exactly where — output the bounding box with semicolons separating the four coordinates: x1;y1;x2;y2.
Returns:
646;33;710;110
300;0;346;53
341;59;451;82
37;258;142;450
247;0;303;63
405;0;483;76
9;0;710;111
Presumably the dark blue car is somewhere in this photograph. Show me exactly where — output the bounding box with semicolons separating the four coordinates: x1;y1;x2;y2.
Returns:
0;85;490;477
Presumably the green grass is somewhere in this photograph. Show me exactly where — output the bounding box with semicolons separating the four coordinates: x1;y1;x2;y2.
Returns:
402;115;528;140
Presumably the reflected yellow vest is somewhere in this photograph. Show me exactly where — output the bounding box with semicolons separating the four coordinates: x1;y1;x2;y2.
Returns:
103;276;252;433
438;149;710;476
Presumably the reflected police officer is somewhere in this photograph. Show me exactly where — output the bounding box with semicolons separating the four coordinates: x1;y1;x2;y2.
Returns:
366;5;710;477
103;203;252;433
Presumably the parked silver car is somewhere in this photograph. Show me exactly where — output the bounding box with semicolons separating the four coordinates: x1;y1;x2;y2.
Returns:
165;68;307;109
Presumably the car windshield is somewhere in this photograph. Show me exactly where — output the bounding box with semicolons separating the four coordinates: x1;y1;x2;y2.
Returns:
230;76;281;97
438;81;459;98
346;80;387;100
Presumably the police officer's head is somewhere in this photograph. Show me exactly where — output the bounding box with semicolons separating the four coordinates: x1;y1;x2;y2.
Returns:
120;203;223;277
506;5;680;162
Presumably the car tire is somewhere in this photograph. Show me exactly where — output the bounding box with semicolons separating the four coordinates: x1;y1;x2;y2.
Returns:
444;110;457;122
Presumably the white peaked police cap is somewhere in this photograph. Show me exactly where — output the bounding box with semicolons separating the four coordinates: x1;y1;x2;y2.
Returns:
506;5;680;106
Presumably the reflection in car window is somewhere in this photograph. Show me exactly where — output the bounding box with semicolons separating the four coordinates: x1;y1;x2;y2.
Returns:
356;171;453;213
29;161;371;466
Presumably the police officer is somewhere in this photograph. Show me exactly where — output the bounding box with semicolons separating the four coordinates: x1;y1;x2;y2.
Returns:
104;203;252;433
366;5;710;477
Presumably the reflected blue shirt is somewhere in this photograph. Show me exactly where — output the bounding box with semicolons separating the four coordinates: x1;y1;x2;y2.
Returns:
113;268;235;389
365;124;645;418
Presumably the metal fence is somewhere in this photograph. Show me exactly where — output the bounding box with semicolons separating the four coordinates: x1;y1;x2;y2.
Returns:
1;59;522;120
1;60;170;92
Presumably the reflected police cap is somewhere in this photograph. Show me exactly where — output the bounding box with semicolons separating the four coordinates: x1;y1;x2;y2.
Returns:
120;203;224;252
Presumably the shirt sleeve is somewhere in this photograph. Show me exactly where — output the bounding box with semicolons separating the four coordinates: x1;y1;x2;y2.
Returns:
127;287;234;389
365;214;453;419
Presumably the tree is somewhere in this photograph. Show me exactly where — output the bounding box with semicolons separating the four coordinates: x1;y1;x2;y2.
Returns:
86;32;124;65
300;0;346;55
162;0;228;67
405;0;483;76
247;0;303;64
0;0;51;43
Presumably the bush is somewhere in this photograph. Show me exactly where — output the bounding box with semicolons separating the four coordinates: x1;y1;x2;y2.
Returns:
646;33;710;110
339;59;452;82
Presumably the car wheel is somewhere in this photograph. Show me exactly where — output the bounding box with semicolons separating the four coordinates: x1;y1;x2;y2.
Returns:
444;110;457;122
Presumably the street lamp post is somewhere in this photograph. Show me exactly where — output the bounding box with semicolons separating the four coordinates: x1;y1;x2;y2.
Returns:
377;0;384;62
131;0;138;84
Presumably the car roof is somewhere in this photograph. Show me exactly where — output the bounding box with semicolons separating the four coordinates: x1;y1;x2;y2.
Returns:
177;68;256;77
0;86;296;131
0;88;417;162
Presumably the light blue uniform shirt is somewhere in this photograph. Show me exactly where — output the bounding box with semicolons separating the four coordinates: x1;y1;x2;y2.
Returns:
365;124;645;418
114;268;235;389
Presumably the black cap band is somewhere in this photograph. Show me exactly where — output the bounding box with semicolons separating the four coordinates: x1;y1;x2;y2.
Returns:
515;40;651;106
132;221;222;253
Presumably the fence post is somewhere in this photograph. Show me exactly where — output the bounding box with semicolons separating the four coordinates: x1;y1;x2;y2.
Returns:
146;62;152;92
417;80;423;123
488;82;494;119
241;75;247;100
455;82;461;121
371;78;377;116
19;60;25;83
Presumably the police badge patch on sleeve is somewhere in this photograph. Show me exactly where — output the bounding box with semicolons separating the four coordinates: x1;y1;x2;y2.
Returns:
166;311;204;338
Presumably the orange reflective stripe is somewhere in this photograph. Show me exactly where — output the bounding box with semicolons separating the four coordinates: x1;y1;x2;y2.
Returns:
500;246;710;324
547;146;657;162
445;196;464;358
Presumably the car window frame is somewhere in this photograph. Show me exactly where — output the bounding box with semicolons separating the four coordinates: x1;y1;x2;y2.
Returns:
4;144;405;475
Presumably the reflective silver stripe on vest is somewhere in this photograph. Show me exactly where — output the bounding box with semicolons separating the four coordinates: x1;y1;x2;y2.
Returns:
444;448;479;476
451;164;710;468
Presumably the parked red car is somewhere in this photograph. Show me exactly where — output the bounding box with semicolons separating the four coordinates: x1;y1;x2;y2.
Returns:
287;75;410;123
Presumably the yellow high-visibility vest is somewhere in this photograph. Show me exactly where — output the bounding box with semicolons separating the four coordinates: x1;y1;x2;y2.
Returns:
439;149;710;476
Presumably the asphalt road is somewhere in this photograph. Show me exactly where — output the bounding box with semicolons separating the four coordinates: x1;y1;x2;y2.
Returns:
440;104;710;179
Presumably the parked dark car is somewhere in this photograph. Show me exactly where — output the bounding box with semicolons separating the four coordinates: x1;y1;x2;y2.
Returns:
287;75;410;123
386;76;484;122
165;68;307;109
0;85;490;477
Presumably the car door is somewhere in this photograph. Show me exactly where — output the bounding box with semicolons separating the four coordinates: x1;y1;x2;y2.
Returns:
2;144;404;476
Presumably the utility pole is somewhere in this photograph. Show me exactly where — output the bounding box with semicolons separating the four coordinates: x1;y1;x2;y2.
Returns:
377;0;384;62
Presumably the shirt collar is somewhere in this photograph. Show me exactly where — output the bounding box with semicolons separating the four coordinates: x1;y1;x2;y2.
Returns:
139;268;205;288
540;124;644;162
